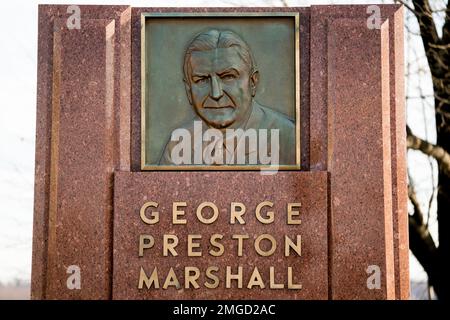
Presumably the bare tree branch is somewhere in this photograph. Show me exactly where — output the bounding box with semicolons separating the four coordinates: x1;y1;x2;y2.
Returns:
408;182;425;225
395;0;421;18
409;215;440;285
412;0;440;43
407;126;450;178
442;0;450;43
403;0;450;300
408;183;441;296
408;0;450;122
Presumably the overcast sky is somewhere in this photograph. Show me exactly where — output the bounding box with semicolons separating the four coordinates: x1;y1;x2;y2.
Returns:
0;0;440;295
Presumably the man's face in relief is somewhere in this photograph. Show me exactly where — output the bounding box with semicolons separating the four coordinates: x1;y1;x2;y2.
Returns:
185;46;258;129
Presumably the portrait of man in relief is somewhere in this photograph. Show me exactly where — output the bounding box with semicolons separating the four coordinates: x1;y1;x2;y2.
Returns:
159;28;296;166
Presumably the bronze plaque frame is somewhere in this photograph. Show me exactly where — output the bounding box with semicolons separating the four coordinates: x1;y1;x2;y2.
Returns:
141;12;300;170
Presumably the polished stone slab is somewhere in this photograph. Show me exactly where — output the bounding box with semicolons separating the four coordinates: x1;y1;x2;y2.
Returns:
113;171;328;299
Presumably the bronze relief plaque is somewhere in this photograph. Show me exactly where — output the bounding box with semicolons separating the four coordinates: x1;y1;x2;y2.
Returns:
141;13;300;170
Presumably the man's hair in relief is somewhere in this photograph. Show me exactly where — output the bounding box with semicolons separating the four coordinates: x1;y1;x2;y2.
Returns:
183;29;257;83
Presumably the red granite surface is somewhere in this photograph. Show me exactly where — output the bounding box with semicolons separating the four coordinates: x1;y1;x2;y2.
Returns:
309;5;408;299
113;171;328;299
31;5;408;300
31;5;131;299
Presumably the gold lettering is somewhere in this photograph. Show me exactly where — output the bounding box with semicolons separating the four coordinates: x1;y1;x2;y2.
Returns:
287;203;302;225
163;234;179;256
230;202;246;224
285;235;301;257
288;267;302;289
232;234;249;256
184;266;200;289
163;267;181;289
187;234;202;257
173;202;187;224
196;202;219;224
138;266;159;289
205;266;220;289
139;202;159;225
138;235;154;257
255;201;274;224
209;234;224;257
254;234;277;257
269;266;284;289
226;266;243;289
247;266;265;289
